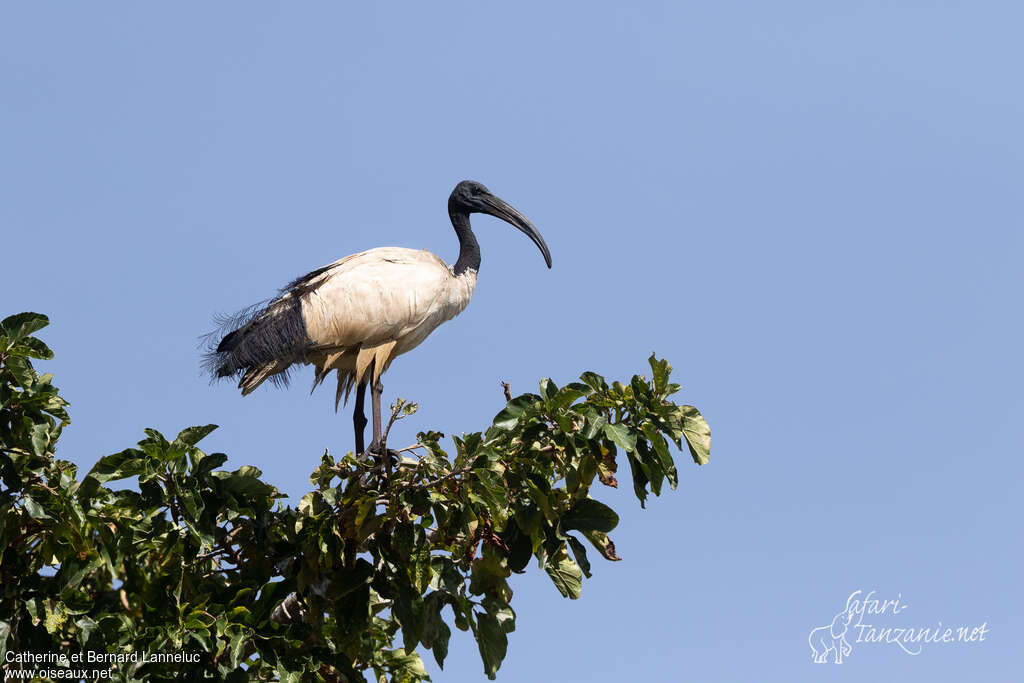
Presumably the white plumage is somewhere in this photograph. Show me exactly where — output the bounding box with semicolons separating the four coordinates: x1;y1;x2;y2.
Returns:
302;248;477;404
207;180;550;455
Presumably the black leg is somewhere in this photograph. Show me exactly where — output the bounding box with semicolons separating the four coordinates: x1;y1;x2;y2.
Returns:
353;380;368;456
370;374;383;453
369;373;393;476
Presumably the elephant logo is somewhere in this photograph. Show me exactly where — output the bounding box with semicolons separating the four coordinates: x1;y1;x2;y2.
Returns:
809;594;857;664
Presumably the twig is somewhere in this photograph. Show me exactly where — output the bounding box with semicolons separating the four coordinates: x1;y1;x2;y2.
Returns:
0;471;42;498
162;475;181;526
406;465;473;491
501;381;512;402
195;524;245;562
195;548;232;562
381;400;406;445
385;399;423;468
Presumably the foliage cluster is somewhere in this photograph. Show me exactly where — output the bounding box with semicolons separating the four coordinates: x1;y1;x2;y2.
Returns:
0;313;710;681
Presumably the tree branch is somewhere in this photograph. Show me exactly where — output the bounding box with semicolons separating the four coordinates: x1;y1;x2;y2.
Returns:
405;465;473;491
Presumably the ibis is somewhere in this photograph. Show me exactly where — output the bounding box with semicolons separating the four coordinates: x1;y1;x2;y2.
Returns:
205;180;551;458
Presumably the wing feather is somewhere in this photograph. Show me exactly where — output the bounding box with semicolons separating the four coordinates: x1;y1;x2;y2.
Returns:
207;246;467;404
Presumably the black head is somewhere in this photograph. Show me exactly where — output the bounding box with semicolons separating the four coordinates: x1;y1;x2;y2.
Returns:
450;180;493;212
448;180;552;268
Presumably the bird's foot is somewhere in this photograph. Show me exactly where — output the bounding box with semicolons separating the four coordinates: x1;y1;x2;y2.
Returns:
366;440;399;473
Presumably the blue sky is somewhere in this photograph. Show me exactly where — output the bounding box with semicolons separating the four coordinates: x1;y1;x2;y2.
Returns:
3;2;1021;680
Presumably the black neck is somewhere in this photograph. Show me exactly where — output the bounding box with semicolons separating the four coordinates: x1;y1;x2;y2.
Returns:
450;208;480;275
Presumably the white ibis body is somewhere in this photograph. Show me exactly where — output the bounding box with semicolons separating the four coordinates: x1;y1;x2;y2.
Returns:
206;180;551;457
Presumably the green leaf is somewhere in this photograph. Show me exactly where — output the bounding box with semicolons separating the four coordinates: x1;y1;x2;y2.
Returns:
6;355;34;388
421;592;453;669
194;452;229;477
84;448;147;485
183;516;215;547
631;374;651;401
392;583;425;654
178;487;203;521
235;464;262;478
25;599;41;625
679;405;711;465
503;525;532;573
648;354;671;394
188;628;213;652
228;628;246;669
74;616;99;648
579;371;607;393
411;542;433;593
638;440;665;496
469;547;511;597
491;394;541;432
18;336;54;360
43;601;68;634
567;535;592;578
475;612;508;680
379;649;429;680
430;618;452;669
30;423;50;457
539;377;558;401
523;477;555;524
642;422;677;488
332;558;375;599
460;431;483;458
227;606;252;625
141;428;172;460
393;521;416;558
23;495;51;520
565;465;580;494
550;381;592;409
627;453;650;507
174;424;218;448
214;470;274;499
582;530;622;561
185;610;216;629
578;404;607;439
481;596;516;634
561;498;619;533
603;422;637;452
544;546;582;599
1;312;49;343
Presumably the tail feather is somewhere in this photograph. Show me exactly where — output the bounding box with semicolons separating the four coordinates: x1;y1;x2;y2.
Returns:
216;328;240;354
239;359;292;395
202;294;312;391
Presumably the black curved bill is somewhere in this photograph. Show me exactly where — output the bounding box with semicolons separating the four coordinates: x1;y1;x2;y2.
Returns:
481;194;553;268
